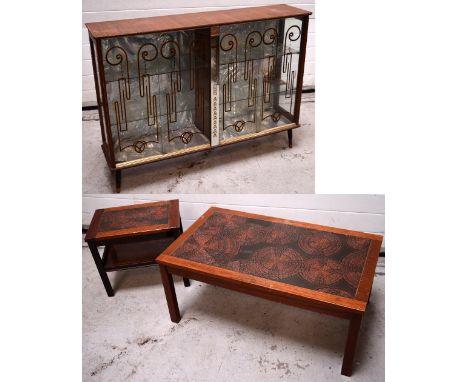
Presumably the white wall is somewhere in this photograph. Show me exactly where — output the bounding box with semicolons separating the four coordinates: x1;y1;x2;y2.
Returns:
82;1;315;105
82;194;385;248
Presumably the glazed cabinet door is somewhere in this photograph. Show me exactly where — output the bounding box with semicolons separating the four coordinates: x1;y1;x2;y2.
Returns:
99;29;211;165
215;17;306;145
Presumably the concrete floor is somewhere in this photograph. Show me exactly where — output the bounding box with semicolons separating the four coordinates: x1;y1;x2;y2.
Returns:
82;93;314;194
82;243;384;381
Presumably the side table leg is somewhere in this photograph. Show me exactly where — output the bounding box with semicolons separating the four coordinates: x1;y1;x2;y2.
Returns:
183;278;191;287
88;243;114;297
160;265;181;323
341;314;363;376
287;129;293;148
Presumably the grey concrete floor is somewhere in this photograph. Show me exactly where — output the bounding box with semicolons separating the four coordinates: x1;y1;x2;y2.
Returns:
82;93;314;194
83;243;384;382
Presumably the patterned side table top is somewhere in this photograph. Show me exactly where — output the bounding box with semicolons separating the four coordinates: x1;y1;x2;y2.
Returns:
85;200;180;242
159;207;383;308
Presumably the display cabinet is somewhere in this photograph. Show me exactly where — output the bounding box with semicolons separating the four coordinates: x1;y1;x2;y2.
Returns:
86;4;312;192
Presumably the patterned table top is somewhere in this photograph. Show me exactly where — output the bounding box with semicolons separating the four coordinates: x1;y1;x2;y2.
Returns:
160;208;383;303
85;200;179;242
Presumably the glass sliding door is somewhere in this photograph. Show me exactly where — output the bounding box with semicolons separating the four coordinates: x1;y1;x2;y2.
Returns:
101;28;211;164
217;17;304;144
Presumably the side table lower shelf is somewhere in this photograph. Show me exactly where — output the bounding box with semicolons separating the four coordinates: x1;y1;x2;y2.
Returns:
89;238;191;297
102;237;175;272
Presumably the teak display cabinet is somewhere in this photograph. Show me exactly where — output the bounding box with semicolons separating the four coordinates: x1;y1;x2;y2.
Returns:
86;5;312;192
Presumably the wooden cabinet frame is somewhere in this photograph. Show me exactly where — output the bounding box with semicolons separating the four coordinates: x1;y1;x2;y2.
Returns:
86;5;312;192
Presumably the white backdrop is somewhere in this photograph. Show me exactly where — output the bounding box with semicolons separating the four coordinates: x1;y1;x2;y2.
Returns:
83;194;385;248
82;0;315;105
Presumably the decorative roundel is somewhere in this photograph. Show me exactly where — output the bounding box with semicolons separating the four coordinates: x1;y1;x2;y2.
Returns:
271;112;281;122
180;131;193;144
231;225;268;246
342;250;366;269
300;258;343;285
133;140;147;153
204;236;240;259
343;271;361;289
175;239;215;265
192;231;214;246
346;236;370;250
342;250;367;288
225;260;248;273
245;246;304;280
222;214;247;230
264;225;300;245
234;120;245;132
298;232;343;257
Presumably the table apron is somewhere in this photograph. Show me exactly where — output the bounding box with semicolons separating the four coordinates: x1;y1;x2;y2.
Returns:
88;230;179;246
166;266;361;320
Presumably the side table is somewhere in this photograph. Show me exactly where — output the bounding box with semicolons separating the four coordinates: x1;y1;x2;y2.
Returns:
84;200;190;296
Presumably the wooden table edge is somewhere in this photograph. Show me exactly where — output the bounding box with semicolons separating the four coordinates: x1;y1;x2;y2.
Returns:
209;207;383;241
157;255;366;315
84;200;180;242
156;206;384;313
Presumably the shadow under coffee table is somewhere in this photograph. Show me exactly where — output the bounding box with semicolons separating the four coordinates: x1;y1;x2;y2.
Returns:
157;207;383;376
84;199;190;296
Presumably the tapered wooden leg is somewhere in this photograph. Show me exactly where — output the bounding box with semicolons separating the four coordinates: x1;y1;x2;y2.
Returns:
341;314;363;376
287;129;293;148
176;220;190;287
159;265;181;323
88;243;114;297
115;169;121;193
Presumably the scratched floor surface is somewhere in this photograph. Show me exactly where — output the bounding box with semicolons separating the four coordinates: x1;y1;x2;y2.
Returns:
82;93;314;194
82;243;384;382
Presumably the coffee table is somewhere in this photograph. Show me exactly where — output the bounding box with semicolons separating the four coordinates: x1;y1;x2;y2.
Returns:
84;200;190;296
156;207;383;376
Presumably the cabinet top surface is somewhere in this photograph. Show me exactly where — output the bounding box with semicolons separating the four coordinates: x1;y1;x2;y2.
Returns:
86;4;312;39
85;200;180;242
158;207;383;313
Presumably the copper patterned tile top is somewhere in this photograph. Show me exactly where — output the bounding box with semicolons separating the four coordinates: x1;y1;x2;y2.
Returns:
97;204;169;232
85;200;179;242
171;211;372;298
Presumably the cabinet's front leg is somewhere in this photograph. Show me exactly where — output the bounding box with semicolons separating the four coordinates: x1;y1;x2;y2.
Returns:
183;278;191;287
115;169;121;193
341;314;363;376
88;243;114;297
287;129;293;148
159;265;181;323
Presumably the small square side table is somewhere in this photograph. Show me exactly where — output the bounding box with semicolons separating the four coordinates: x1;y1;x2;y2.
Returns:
84;200;190;296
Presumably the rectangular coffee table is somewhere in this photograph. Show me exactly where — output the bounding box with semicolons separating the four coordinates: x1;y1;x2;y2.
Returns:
84;200;190;296
157;207;383;376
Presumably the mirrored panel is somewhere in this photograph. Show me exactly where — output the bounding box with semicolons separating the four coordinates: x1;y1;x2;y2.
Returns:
218;17;303;142
101;29;211;163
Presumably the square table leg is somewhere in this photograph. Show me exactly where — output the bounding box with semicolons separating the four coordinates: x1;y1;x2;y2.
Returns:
159;265;181;323
88;243;115;297
178;219;190;288
341;314;363;376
